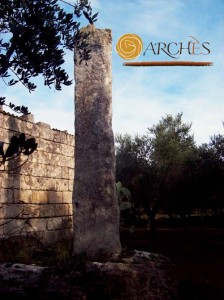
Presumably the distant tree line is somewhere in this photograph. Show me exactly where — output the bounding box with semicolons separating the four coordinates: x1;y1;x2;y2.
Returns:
115;113;224;229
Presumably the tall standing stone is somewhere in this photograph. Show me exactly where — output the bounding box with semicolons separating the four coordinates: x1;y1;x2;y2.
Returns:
73;26;121;260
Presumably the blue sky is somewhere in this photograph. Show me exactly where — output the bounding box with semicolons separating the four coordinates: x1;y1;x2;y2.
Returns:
1;0;224;144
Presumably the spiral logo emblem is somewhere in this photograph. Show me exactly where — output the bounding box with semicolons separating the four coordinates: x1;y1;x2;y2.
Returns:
116;33;143;60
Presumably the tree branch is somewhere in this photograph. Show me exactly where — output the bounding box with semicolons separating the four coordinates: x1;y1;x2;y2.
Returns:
59;0;75;8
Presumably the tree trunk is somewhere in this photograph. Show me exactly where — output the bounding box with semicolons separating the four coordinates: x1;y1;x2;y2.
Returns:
149;207;157;239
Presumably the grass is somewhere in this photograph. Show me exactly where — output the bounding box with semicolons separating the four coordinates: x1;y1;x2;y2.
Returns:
0;236;73;267
1;216;224;299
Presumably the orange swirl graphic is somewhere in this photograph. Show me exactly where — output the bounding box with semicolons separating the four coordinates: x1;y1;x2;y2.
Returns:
116;33;143;60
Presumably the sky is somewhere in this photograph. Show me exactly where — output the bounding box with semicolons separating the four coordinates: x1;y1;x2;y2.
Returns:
1;0;224;145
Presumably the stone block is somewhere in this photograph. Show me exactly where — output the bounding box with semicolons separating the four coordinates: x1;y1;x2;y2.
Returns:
40;128;54;141
3;203;40;219
13;177;20;189
39;204;55;217
68;180;74;192
65;156;74;168
36;122;51;130
37;151;52;164
29;155;37;164
3;219;32;235
31;164;46;177
50;153;60;166
4;157;21;175
0;128;8;140
24;122;34;133
0;111;3;127
3;204;24;219
46;165;61;179
60;132;69;144
22;204;40;218
0;189;13;203
20;113;34;123
13;189;33;203
55;179;69;191
62;191;72;204
49;216;72;231
28;218;47;232
36;139;46;151
43;179;57;191
42;228;73;243
47;216;72;231
27;177;53;191
32;191;48;204
48;191;63;204
20;175;35;190
1;174;13;189
22;163;46;177
20;161;33;176
53;131;63;143
67;203;73;215
47;217;61;231
30;124;40;137
1;113;9;128
42;230;58;243
61;167;69;179
67;134;75;146
18;175;26;189
61;144;74;157
6;117;22;132
68;168;74;179
54;204;70;217
0;204;3;219
44;142;61;155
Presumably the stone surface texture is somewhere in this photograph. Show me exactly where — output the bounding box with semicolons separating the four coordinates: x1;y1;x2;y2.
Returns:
0;250;177;299
73;26;121;259
0;110;74;242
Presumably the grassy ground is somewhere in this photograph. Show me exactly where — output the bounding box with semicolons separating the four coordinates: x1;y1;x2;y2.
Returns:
0;236;73;267
120;219;224;300
1;217;223;299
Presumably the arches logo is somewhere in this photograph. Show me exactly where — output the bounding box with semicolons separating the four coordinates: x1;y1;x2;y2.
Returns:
116;33;143;60
115;33;212;67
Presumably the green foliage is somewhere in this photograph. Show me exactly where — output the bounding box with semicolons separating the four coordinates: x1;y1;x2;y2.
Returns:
148;112;196;172
116;114;224;225
0;96;30;114
0;0;96;94
116;181;138;225
195;138;224;213
115;115;224;225
116;181;131;203
116;133;151;168
116;181;132;210
115;134;151;210
209;133;224;161
147;113;197;217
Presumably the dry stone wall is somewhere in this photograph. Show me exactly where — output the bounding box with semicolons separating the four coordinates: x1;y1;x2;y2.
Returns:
0;108;74;243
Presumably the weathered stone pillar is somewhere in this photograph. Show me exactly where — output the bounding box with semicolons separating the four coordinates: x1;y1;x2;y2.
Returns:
73;26;121;260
